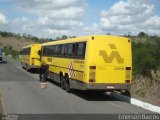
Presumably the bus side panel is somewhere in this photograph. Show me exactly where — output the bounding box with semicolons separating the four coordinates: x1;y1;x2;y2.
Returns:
42;56;85;82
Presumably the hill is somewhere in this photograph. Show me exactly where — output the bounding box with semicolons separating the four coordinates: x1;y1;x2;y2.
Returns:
0;36;35;51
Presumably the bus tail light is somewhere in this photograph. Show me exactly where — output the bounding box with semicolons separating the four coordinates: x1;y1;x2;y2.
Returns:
89;66;96;82
89;66;96;69
125;80;131;83
89;79;95;82
126;67;131;70
125;67;131;83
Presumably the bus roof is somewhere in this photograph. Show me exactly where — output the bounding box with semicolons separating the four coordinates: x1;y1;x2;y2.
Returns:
22;44;41;49
42;35;128;46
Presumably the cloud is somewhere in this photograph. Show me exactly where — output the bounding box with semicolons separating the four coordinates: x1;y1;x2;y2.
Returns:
83;23;102;35
9;0;86;37
0;0;11;2
0;13;7;24
2;0;160;37
143;16;160;29
99;0;159;35
16;0;83;11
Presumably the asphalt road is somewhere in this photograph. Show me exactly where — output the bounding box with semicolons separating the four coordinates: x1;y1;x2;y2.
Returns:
0;57;154;115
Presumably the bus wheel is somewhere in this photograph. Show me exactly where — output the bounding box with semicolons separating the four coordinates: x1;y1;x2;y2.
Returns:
60;75;65;90
65;77;72;93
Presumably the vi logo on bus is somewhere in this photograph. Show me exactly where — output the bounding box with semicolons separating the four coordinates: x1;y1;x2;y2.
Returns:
99;44;124;64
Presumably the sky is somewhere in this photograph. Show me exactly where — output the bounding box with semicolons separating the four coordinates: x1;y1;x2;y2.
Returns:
0;0;160;38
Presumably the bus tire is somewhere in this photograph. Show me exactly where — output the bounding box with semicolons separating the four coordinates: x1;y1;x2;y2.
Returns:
60;75;65;90
65;76;72;93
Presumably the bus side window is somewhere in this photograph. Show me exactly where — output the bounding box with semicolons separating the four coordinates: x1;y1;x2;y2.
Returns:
46;47;48;56
49;46;53;56
48;46;50;56
61;45;65;56
46;47;49;56
71;43;78;57
77;42;86;58
64;44;68;56
43;47;47;56
42;47;45;56
28;47;31;55
72;44;75;56
75;44;78;56
25;48;30;55
57;45;62;56
52;46;55;56
67;44;73;56
55;45;58;56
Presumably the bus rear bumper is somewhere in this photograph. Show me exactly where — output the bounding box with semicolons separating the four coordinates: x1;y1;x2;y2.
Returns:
70;79;131;91
84;83;131;91
21;62;40;70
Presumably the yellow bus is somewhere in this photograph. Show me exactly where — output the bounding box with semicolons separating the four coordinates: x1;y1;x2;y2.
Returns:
40;35;132;94
21;44;41;71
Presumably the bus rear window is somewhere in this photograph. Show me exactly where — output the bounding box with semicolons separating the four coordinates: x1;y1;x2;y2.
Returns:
22;47;31;55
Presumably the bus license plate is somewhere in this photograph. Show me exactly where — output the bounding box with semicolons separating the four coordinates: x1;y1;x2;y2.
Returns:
106;86;114;89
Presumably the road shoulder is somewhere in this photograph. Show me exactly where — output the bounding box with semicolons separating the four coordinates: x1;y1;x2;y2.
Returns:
0;93;3;114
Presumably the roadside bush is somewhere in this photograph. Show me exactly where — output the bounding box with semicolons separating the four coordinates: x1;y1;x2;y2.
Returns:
11;50;19;59
3;45;12;55
3;45;19;59
132;36;160;77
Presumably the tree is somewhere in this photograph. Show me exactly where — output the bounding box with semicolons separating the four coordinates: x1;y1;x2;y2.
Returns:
132;41;159;77
31;36;39;42
62;35;67;39
138;32;148;38
106;33;111;35
56;37;60;40
3;45;12;55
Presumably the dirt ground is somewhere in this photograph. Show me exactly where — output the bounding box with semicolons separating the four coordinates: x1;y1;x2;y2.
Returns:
0;37;34;51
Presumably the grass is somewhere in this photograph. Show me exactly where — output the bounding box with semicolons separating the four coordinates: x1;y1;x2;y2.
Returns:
131;70;160;106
